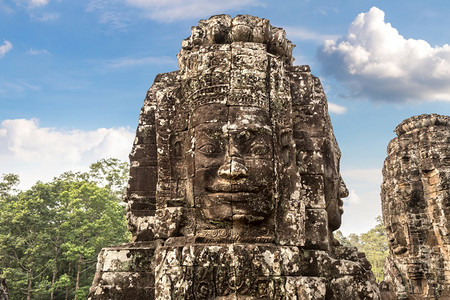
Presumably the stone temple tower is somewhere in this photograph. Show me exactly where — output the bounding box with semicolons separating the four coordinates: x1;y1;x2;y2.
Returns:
89;15;380;299
382;114;450;299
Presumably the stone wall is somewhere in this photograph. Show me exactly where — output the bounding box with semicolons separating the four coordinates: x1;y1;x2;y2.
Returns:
382;114;450;299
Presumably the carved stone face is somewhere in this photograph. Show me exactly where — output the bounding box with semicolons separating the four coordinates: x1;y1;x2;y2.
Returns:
192;105;275;224
323;140;349;232
386;215;408;255
325;176;348;231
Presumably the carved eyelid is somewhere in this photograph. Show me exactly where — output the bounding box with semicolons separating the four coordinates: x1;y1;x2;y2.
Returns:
250;144;269;155
197;144;218;155
196;131;225;155
197;136;222;146
247;138;271;155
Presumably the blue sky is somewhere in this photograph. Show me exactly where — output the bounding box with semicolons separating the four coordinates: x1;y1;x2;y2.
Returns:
1;0;449;235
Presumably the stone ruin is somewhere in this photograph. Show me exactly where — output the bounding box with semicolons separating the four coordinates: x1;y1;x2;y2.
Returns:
382;114;450;299
88;15;380;299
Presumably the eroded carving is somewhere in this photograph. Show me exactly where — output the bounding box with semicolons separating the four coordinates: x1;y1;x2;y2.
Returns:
89;14;380;299
382;114;450;299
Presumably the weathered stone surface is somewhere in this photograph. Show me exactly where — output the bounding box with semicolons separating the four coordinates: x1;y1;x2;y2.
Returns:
382;114;450;299
89;241;161;299
89;14;380;299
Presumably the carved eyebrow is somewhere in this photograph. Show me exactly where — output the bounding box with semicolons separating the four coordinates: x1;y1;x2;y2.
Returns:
195;129;227;140
195;125;272;140
228;126;272;135
194;122;226;131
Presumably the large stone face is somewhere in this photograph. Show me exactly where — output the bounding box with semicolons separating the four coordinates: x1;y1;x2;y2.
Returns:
89;15;380;299
382;114;450;299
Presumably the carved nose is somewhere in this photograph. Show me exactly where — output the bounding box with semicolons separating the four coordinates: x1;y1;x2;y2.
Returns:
339;180;349;198
218;159;248;180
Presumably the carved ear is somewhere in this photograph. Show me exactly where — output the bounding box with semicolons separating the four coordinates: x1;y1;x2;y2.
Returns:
185;129;195;208
280;129;296;167
275;127;305;246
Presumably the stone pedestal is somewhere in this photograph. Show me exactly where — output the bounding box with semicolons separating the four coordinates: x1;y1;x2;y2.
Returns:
90;243;379;299
89;242;161;299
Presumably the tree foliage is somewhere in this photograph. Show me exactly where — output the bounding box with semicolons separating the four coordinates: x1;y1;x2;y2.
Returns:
334;216;389;282
0;159;131;300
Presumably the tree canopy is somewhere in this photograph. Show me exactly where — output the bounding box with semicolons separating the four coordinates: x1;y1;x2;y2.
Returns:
334;216;389;282
0;159;131;300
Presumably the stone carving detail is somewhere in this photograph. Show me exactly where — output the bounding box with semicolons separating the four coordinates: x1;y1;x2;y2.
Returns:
89;15;380;299
382;114;450;299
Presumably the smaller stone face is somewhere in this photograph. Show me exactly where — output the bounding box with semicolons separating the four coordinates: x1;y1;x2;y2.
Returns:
385;215;408;256
382;114;450;299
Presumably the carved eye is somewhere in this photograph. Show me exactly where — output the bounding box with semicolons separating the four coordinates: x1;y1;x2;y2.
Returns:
198;143;218;155
250;143;269;156
238;130;251;141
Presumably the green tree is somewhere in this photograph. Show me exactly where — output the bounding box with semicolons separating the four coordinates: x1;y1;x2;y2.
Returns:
0;159;131;299
334;216;389;282
334;230;352;247
0;181;59;299
0;173;19;198
59;181;130;299
359;216;389;281
88;158;129;198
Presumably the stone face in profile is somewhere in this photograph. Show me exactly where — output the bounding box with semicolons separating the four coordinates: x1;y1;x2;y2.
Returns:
323;138;349;233
382;114;450;299
88;14;380;299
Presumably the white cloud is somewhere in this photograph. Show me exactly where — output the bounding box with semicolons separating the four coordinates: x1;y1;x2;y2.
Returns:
27;48;50;55
85;0;131;29
30;12;59;22
318;7;450;103
125;0;261;22
103;56;177;68
0;41;12;58
88;0;262;25
0;1;14;13
328;102;346;114
341;168;382;185
0;119;134;189
0;81;40;96
340;188;381;235
29;0;48;7
314;6;339;17
284;26;339;43
98;10;129;29
86;0;262;27
339;168;382;235
346;189;360;205
12;0;58;22
13;0;49;9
